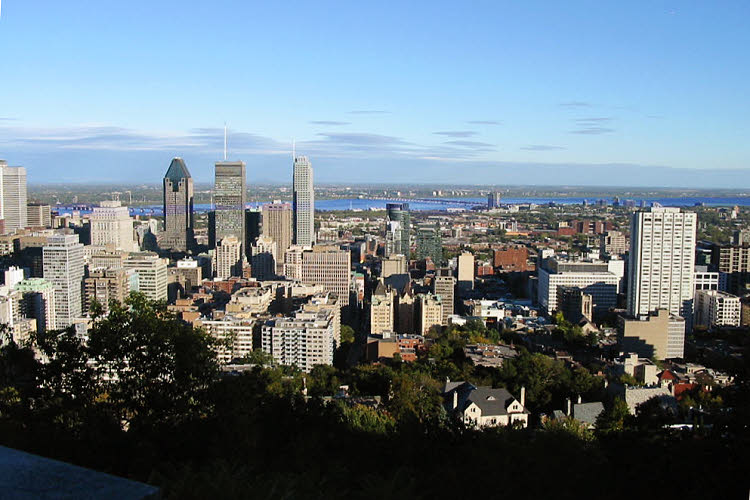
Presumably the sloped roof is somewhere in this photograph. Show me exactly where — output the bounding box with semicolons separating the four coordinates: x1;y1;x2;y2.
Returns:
164;157;191;182
444;382;526;417
572;402;604;425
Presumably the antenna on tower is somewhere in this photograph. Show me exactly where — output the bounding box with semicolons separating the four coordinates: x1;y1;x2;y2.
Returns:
224;123;228;161
292;139;296;161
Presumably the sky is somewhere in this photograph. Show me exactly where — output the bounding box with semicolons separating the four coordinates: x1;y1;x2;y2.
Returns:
1;1;749;187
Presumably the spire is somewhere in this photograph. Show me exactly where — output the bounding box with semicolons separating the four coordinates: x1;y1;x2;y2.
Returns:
224;123;228;161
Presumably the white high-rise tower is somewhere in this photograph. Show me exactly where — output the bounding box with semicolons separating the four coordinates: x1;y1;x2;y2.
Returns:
0;161;28;232
43;234;85;329
627;207;696;321
293;155;315;246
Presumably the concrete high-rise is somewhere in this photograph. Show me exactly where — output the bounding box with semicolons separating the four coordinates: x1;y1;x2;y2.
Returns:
43;234;85;329
433;269;455;325
262;201;292;272
90;200;137;251
457;252;475;293
84;268;136;314
124;253;168;302
27;204;52;228
0;161;28;233
251;235;277;281
161;157;195;252
214;235;243;279
293;155;314;246
301;247;350;307
214;160;247;255
627;207;696;322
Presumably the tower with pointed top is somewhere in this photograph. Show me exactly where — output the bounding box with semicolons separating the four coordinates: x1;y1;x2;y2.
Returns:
160;157;195;252
293;155;314;246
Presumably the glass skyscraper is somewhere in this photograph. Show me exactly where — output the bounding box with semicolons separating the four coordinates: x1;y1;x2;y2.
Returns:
214;160;247;256
386;203;411;256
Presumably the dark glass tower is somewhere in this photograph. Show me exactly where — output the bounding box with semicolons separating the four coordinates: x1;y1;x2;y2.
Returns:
161;157;195;252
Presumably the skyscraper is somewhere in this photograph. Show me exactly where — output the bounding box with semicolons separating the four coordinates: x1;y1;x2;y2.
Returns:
386;203;410;256
161;157;195;252
124;253;168;302
214;160;247;255
90;200;137;251
0;161;28;232
433;269;455;325
416;223;443;264
43;234;85;329
301;247;350;307
262;201;293;272
627;207;696;321
293;155;314;246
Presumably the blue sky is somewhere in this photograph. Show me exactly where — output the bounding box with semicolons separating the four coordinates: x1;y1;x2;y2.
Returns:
1;1;749;187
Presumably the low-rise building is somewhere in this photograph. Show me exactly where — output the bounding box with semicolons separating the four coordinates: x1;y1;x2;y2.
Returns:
443;381;529;428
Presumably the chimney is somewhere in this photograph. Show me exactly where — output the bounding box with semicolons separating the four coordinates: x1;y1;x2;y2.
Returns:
520;386;526;407
452;390;458;410
566;398;571;416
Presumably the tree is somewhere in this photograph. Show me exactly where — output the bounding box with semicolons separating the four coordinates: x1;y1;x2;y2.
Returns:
340;325;355;345
595;397;630;434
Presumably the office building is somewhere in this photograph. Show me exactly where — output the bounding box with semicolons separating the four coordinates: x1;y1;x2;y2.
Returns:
214;235;243;279
15;278;56;333
627;208;696;322
382;254;407;278
538;258;620;315
599;230;628;257
27;204;52;228
493;245;531;272
619;310;685;359
386;203;411;256
214;160;247;254
90;201;137;251
293;155;314;246
457;251;475;293
417;293;443;335
84;268;136;314
487;192;501;209
301;247;350;307
42;234;85;329
250;235;277;281
0;162;28;232
370;281;395;334
433;270;455;325
262;201;292;272
556;286;593;323
124;253;168;302
283;245;304;280
245;209;262;260
711;243;750;295
160;157;195;252
695;290;741;329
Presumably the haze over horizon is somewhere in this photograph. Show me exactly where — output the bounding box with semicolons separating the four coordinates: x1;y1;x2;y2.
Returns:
1;1;749;187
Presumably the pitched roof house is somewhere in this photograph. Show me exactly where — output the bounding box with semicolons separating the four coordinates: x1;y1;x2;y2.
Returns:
443;380;530;428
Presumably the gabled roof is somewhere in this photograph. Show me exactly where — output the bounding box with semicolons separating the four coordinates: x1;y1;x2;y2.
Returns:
444;381;527;417
164;157;191;182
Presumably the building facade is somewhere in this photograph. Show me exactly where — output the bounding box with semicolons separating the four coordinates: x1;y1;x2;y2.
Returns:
627;207;696;323
433;270;455;326
123;253;168;302
0;162;28;233
42;234;85;329
161;157;195;252
214;235;243;279
90;201;137;251
695;290;741;329
301;247;350;307
292;155;315;246
214;160;247;254
262;202;292;272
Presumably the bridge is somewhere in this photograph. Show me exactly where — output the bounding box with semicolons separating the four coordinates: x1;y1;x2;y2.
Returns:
365;196;482;207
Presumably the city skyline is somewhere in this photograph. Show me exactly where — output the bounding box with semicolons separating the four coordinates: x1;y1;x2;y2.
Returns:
1;2;749;187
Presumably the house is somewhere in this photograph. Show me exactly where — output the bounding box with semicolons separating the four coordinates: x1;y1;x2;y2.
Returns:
443;380;529;428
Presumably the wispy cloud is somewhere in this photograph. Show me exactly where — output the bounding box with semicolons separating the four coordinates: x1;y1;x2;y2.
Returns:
570;127;615;135
522;144;566;151
309;121;351;126
466;120;500;125
560;101;591;107
0;117;18;121
346;110;390;115
575;117;611;123
433;131;477;138
443;140;496;150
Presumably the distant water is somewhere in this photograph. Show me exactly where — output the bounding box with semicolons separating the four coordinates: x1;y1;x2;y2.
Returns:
57;195;750;216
